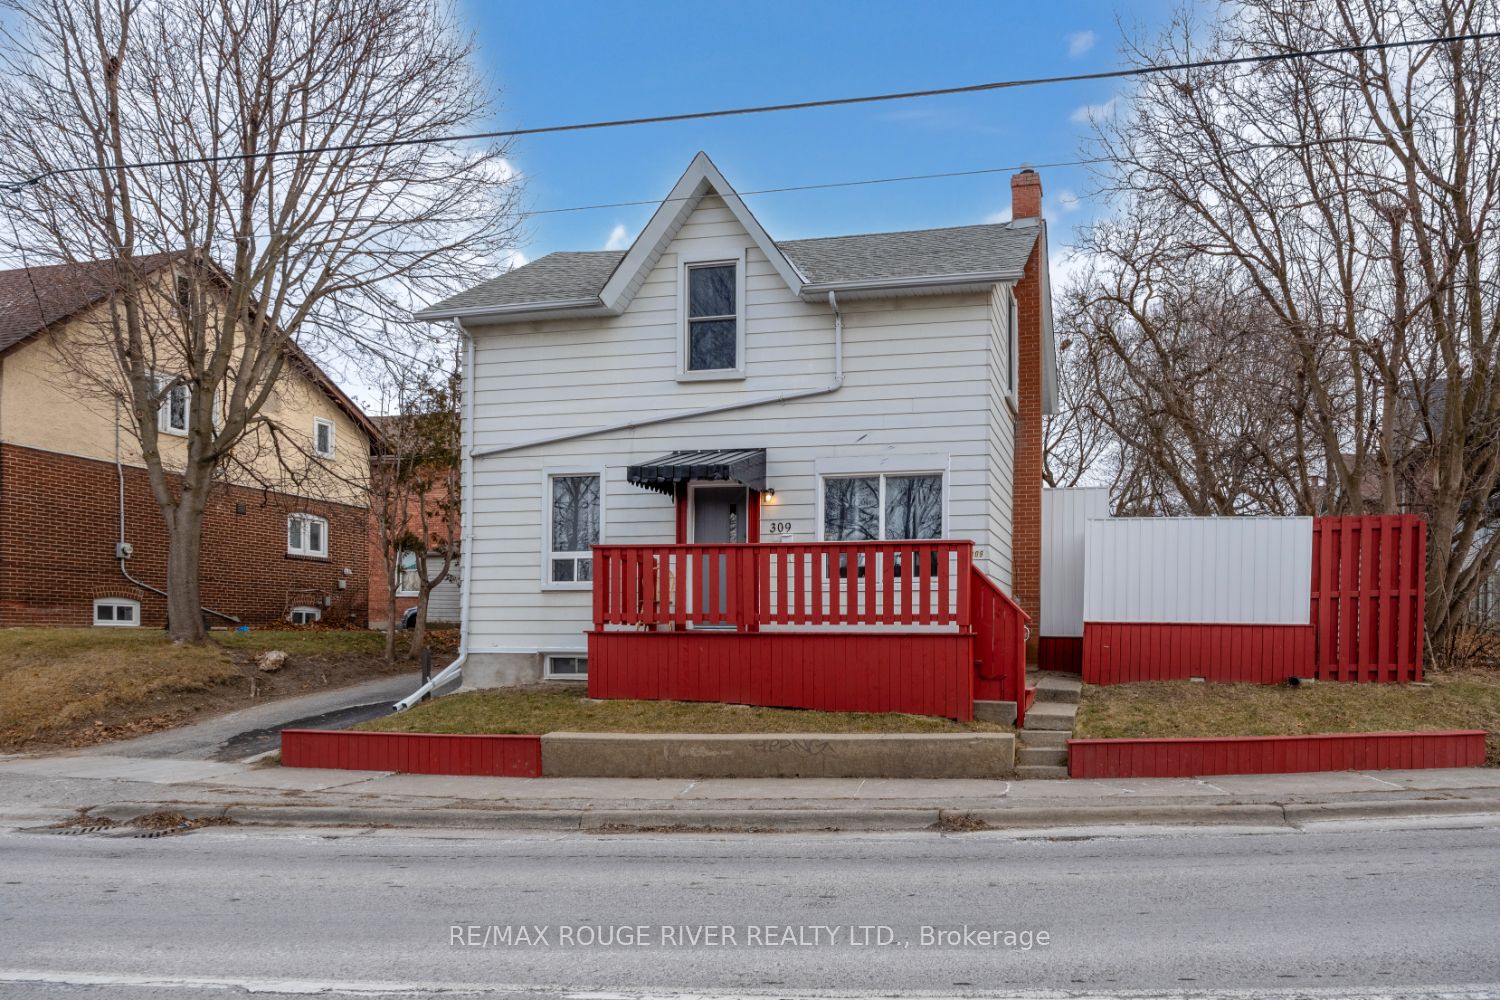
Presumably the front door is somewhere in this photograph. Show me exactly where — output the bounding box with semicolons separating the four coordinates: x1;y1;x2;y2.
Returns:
692;486;747;621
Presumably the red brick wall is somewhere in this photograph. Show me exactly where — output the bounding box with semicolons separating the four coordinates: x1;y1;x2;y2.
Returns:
0;443;368;628
1010;240;1044;663
366;470;457;629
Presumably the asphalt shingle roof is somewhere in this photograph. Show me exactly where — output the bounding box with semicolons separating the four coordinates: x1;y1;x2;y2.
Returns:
0;253;177;354
419;221;1040;316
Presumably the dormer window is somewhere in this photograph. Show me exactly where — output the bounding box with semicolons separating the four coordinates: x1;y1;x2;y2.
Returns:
683;261;742;378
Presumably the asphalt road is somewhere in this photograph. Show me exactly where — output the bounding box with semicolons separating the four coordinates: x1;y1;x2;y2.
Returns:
2;819;1498;999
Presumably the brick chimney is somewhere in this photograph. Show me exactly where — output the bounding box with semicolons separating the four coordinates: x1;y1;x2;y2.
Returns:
1009;168;1043;664
1011;168;1042;220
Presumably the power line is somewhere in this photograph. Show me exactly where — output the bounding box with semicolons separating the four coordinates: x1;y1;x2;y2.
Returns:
1;30;1495;193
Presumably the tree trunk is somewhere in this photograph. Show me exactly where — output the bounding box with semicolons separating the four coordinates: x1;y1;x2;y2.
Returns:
164;494;208;642
408;589;430;660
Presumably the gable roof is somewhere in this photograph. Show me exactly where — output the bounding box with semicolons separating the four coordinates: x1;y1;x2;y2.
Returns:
414;151;1044;320
0;255;380;443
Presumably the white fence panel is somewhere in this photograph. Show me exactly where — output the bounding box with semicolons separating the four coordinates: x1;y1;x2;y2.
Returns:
1083;517;1313;625
1041;487;1110;637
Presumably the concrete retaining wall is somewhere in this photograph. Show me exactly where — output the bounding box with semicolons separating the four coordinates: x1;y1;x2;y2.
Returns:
540;732;1015;779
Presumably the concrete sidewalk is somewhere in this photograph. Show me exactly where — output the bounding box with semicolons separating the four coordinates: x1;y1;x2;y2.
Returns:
2;750;1499;832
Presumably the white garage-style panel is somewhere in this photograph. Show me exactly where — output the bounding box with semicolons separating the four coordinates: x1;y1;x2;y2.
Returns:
1041;487;1109;637
1083;517;1313;625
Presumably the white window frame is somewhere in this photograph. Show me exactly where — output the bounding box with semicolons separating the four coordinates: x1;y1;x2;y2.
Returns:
677;248;747;381
541;468;605;591
394;550;420;597
93;597;141;627
155;373;219;437
287;513;330;558
814;456;951;542
543;653;588;681
289;605;322;625
313;417;336;459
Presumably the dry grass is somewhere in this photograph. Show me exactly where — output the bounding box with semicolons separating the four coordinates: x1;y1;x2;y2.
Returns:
0;627;423;750
358;684;1009;736
1075;670;1500;765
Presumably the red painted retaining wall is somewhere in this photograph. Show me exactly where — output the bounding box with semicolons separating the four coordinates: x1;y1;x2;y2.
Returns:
280;729;542;777
1312;515;1425;682
587;630;975;721
1069;730;1485;778
1082;622;1316;684
1039;636;1083;673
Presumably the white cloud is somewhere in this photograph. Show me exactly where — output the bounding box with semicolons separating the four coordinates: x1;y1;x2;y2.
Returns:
603;224;630;251
1053;190;1082;215
984;206;1012;225
1070;97;1118;125
1067;30;1096;58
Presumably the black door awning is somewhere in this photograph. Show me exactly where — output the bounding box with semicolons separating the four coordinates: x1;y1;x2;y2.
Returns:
626;449;767;496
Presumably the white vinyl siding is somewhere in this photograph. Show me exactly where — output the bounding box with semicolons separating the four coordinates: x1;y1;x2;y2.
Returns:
462;193;1018;652
1041;487;1110;637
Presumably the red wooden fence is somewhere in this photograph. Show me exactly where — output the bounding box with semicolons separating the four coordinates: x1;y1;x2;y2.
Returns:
593;540;973;631
971;569;1030;725
1082;623;1315;684
1069;730;1484;778
281;729;543;777
1311;515;1426;682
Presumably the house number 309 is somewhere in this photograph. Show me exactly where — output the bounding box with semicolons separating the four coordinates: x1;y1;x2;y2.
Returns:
768;521;793;534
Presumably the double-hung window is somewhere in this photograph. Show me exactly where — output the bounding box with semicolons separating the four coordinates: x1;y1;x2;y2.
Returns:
158;379;190;436
548;474;600;584
287;513;329;558
684;262;740;375
823;473;944;541
313;417;335;458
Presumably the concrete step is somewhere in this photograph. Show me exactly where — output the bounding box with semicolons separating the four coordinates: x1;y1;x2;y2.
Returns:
1018;729;1069;749
1016;764;1070;780
1032;672;1082;704
1017;746;1068;767
1021;701;1078;732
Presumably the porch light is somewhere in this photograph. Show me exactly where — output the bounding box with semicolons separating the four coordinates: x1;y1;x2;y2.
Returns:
761;488;776;502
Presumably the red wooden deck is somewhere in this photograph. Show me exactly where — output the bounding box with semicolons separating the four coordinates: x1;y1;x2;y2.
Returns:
587;540;1028;723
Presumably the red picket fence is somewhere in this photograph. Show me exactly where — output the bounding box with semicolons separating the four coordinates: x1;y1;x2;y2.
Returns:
971;569;1030;725
592;540;973;631
1311;515;1426;682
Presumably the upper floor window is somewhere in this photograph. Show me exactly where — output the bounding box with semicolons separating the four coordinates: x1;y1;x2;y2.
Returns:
287;513;329;558
313;417;335;458
684;262;740;375
159;381;190;436
548;473;600;585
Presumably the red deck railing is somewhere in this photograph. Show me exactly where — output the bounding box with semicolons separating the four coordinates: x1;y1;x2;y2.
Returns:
970;569;1030;726
592;540;975;632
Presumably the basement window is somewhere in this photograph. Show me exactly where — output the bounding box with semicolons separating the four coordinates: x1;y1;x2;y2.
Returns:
544;654;587;680
289;605;321;625
93;598;140;627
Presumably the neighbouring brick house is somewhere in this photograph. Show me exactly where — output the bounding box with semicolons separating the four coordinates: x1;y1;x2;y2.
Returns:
367;414;461;631
0;256;380;629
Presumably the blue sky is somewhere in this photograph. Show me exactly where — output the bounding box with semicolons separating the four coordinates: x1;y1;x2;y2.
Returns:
461;0;1181;271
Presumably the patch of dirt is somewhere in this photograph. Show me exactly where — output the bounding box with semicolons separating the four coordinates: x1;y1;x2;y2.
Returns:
592;822;795;834
933;812;993;833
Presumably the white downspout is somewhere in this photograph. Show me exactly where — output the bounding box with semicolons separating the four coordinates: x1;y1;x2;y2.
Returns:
394;295;843;708
470;291;845;460
393;318;476;711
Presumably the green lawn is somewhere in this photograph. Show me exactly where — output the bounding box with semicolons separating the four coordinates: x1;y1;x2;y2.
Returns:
1075;671;1500;765
359;684;1009;736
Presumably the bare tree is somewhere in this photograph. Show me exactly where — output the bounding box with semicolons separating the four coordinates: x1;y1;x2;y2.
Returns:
0;0;518;641
1072;0;1500;662
370;359;460;662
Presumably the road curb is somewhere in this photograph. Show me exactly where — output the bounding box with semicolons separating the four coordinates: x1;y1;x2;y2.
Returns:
17;795;1498;834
